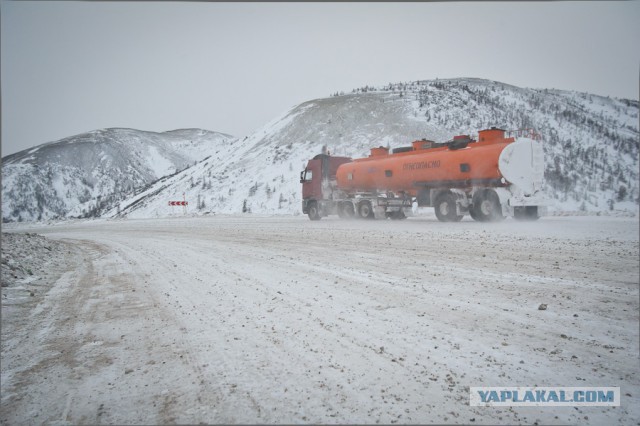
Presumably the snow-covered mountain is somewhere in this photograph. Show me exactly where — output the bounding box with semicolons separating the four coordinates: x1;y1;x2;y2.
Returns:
2;78;638;222
1;128;232;222
110;78;639;219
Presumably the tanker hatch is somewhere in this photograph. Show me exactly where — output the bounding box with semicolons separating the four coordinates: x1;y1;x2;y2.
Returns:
369;147;389;157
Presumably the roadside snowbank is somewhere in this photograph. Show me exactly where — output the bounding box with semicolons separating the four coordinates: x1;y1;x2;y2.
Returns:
1;232;77;306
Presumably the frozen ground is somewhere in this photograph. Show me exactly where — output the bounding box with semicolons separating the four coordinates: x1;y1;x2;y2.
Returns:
1;214;639;425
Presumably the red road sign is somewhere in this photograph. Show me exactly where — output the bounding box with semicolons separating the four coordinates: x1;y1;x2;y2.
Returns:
168;201;188;206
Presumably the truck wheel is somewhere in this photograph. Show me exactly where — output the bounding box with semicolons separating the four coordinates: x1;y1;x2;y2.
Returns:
471;189;504;222
339;202;355;219
358;201;374;219
307;202;321;221
514;206;540;221
469;205;479;221
434;192;463;222
337;203;346;219
388;211;406;220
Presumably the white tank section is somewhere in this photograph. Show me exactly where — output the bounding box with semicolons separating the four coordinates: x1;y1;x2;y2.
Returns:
498;137;545;196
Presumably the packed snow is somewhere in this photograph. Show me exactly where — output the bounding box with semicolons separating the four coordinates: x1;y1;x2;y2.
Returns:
1;214;638;425
145;146;175;177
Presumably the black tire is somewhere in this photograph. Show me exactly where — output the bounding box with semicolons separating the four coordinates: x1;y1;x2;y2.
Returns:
471;189;504;222
388;210;406;220
514;206;540;221
469;205;479;221
338;202;355;219
337;203;346;219
434;192;463;222
307;202;321;221
358;201;374;219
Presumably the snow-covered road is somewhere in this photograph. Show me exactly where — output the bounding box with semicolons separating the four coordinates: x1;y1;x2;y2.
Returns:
2;215;639;425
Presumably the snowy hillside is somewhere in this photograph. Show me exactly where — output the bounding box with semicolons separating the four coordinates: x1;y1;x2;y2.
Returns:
107;93;453;219
110;78;639;219
2;128;232;222
2;78;637;222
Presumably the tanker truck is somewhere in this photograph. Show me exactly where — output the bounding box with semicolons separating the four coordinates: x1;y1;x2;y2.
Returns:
300;127;547;222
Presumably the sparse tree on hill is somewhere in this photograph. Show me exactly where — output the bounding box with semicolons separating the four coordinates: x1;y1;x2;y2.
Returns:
617;185;628;202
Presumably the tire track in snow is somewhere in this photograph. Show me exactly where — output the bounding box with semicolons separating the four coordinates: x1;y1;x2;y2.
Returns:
4;215;638;425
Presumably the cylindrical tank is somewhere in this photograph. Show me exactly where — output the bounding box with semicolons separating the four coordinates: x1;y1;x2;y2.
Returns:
336;129;516;195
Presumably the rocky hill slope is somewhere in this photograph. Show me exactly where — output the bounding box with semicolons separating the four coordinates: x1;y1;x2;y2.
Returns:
109;78;639;219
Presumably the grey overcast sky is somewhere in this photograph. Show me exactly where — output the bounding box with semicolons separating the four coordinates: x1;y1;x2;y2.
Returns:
1;1;639;156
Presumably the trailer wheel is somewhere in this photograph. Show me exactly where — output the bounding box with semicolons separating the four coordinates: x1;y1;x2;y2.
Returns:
514;206;540;221
434;192;463;222
388;210;406;220
338;201;355;219
358;201;374;219
469;205;479;221
307;202;321;221
471;189;504;222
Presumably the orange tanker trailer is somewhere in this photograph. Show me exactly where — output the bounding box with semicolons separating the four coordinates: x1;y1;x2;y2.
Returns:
301;127;547;222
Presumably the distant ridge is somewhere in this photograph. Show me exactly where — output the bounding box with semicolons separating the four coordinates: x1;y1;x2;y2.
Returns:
2;128;232;222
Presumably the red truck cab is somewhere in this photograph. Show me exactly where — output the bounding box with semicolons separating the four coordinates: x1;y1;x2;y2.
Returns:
300;154;351;220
